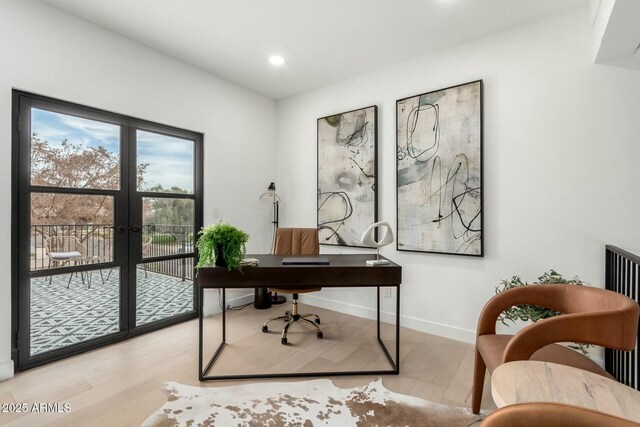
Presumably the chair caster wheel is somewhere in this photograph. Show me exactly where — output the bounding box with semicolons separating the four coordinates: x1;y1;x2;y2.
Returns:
317;332;323;339
315;318;321;324
262;325;268;333
281;337;288;345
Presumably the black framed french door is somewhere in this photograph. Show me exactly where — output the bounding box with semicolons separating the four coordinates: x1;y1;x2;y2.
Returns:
11;91;203;371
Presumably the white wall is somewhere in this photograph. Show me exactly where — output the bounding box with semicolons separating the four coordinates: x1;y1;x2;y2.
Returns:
0;0;277;379
276;8;640;344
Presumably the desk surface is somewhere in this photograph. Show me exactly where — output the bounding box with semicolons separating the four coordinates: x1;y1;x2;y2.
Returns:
492;361;640;423
197;254;401;289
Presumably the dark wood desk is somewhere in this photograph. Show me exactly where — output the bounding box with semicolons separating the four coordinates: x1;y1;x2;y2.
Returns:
197;254;402;381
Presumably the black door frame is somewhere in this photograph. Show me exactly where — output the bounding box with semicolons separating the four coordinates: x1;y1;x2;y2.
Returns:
11;90;203;371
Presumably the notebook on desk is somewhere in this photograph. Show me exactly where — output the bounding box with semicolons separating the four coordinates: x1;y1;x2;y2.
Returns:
282;257;330;265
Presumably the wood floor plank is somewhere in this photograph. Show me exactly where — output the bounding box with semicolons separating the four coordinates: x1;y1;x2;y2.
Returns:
42;379;161;427
379;375;420;396
0;409;25;425
443;346;476;404
12;377;92;407
0;393;15;405
0;393;21;426
2;306;496;426
104;389;168;427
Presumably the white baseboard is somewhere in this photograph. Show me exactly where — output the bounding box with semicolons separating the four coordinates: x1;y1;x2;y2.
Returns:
299;294;476;344
298;295;611;361
203;291;254;317
0;360;14;382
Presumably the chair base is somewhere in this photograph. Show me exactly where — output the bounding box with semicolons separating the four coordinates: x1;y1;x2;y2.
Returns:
271;294;287;305
262;295;323;344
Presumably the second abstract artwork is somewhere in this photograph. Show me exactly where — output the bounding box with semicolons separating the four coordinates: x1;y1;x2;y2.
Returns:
317;106;377;247
396;81;483;256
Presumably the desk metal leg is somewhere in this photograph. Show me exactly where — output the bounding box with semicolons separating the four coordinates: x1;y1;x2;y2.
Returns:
377;286;381;340
200;288;227;380
198;286;203;381
376;286;400;374
199;285;400;380
396;285;400;373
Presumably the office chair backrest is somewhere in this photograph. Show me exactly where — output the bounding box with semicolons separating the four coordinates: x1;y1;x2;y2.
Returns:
274;228;319;255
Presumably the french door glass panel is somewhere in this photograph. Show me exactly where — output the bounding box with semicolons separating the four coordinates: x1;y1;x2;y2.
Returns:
30;268;120;356
30;108;121;190
136;130;194;194
136;258;195;327
30;193;115;271
135;128;196;325
26;104;124;360
142;197;194;258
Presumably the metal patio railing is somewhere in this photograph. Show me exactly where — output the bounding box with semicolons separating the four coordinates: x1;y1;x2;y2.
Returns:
31;223;194;280
605;245;640;390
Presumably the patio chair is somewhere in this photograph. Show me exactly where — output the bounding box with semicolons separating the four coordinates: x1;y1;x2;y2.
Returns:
141;235;153;277
44;235;86;287
86;234;115;284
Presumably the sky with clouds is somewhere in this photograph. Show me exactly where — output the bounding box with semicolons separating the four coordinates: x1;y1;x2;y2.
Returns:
32;108;194;193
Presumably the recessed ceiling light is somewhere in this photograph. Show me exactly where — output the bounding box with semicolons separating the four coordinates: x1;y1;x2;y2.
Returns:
269;55;285;66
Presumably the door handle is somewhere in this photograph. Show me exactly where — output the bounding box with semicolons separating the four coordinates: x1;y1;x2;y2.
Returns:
116;225;129;233
131;224;142;233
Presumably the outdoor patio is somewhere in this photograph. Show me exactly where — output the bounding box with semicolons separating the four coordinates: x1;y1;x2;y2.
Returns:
30;267;194;356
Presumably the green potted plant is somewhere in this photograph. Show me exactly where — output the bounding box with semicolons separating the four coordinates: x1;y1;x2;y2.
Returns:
195;222;249;271
496;269;592;356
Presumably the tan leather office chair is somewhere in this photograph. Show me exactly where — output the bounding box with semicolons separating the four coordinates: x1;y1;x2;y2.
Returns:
482;402;640;427
472;284;640;414
261;228;323;345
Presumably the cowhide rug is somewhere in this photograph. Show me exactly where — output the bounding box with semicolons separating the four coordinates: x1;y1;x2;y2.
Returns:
141;378;483;427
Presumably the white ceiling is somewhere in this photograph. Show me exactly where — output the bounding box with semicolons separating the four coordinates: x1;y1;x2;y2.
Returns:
41;0;588;99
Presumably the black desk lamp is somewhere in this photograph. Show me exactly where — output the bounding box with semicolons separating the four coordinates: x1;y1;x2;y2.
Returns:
258;182;286;305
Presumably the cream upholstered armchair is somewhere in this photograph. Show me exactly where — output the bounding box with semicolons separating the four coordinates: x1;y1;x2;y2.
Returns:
472;284;639;414
261;228;323;345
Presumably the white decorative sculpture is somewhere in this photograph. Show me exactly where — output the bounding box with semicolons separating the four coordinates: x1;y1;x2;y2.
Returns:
360;221;394;266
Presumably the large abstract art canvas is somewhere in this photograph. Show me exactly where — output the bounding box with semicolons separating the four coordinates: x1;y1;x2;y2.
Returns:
396;81;483;256
318;106;377;247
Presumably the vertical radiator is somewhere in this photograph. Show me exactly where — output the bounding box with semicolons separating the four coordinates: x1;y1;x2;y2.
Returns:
605;245;640;390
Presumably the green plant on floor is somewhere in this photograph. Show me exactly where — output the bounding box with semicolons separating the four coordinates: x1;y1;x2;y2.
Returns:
496;269;592;356
195;222;249;271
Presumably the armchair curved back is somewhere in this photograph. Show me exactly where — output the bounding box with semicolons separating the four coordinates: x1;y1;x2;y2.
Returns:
478;284;639;352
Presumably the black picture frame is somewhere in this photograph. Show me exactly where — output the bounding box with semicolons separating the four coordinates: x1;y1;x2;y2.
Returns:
396;80;483;257
317;105;378;248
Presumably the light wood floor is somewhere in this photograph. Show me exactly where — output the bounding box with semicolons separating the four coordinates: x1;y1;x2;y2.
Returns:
0;303;496;426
